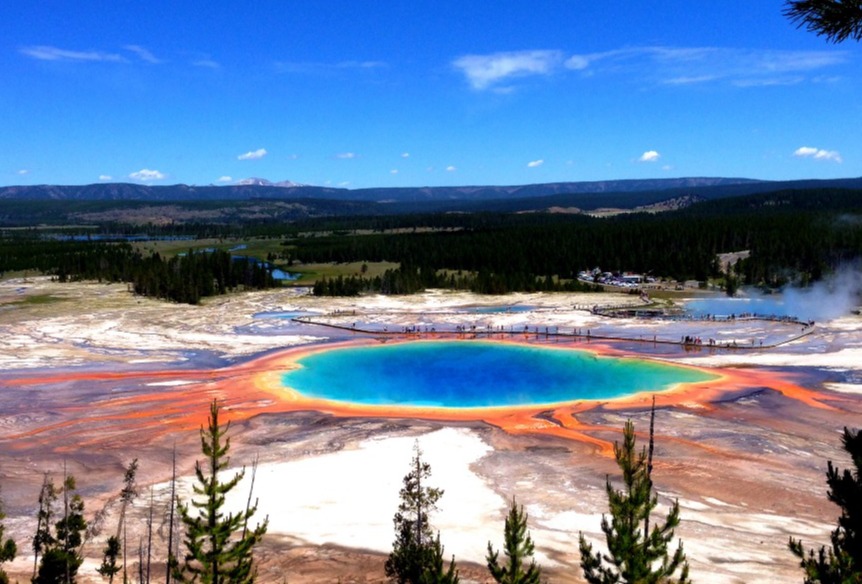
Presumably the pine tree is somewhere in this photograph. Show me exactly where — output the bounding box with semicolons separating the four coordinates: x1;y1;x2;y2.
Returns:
420;533;459;584
0;488;17;584
578;405;690;584
34;473;87;584
172;399;268;584
486;497;541;584
96;537;121;583
789;426;861;583
385;441;457;584
784;0;862;43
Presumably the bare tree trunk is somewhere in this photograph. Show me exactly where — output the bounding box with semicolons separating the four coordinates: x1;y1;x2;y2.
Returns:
146;487;154;584
138;539;144;584
643;396;656;542
123;517;128;584
241;454;259;540
63;460;70;584
166;446;176;584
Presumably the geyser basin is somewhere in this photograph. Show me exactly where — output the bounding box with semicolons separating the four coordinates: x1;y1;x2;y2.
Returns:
281;341;717;408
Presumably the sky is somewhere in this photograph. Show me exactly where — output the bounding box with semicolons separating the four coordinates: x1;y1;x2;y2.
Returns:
2;1;861;189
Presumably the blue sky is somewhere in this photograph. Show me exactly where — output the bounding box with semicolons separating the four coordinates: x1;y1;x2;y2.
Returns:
2;1;860;189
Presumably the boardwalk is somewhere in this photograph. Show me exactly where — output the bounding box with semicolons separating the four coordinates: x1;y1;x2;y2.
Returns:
293;304;814;351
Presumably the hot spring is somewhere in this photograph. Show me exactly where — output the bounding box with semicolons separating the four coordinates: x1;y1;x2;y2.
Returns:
281;341;717;408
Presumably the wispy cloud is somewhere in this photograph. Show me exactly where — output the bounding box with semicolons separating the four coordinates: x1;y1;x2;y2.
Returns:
192;58;220;69
452;50;564;91
336;152;357;160
238;148;267;161
794;146;842;163
124;45;162;64
453;46;848;91
17;169;29;175
216;176;233;183
275;60;386;75
20;45;126;63
129;168;166;181
446;165;457;172
98;174;112;181
401;152;410;158
527;159;544;168
639;150;661;162
567;46;849;87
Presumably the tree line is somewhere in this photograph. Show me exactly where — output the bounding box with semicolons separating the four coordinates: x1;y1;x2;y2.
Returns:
3;187;862;299
0;240;279;305
291;193;862;292
1;399;857;583
312;266;602;297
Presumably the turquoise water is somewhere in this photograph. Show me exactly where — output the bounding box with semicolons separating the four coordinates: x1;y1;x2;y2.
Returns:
687;296;793;318
281;341;715;408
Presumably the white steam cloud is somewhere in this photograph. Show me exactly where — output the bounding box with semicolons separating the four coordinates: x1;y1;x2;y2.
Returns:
782;266;862;321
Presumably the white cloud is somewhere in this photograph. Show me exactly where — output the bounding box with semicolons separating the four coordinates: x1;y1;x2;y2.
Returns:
390;169;399;175
794;146;842;163
98;174;112;181
639;150;661;162
446;165;457;172
451;45;847;92
17;169;29;175
275;60;386;74
238;148;267;161
20;45;126;63
129;168;166;181
527;159;544;168
192;58;220;69
452;50;564;90
565;55;590;71
401;152;410;158
336;152;357;159
124;45;162;64
216;176;233;183
337;60;386;69
565;46;848;88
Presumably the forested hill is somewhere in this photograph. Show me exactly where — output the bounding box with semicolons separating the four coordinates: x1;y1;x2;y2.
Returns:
2;177;862;213
448;177;862;214
0;176;768;203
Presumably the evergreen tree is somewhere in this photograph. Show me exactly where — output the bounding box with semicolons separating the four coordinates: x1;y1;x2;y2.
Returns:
96;537;121;583
784;0;862;42
172;399;268;584
420;533;459;584
34;473;87;584
385;441;457;584
0;488;17;584
486;497;541;584
578;406;690;584
789;426;862;583
32;475;57;580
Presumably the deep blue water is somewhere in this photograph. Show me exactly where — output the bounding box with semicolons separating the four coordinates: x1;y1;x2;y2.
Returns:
281;341;716;408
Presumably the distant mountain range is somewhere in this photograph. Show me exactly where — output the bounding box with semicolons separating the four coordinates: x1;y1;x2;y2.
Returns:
2;176;861;211
0;176;773;203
